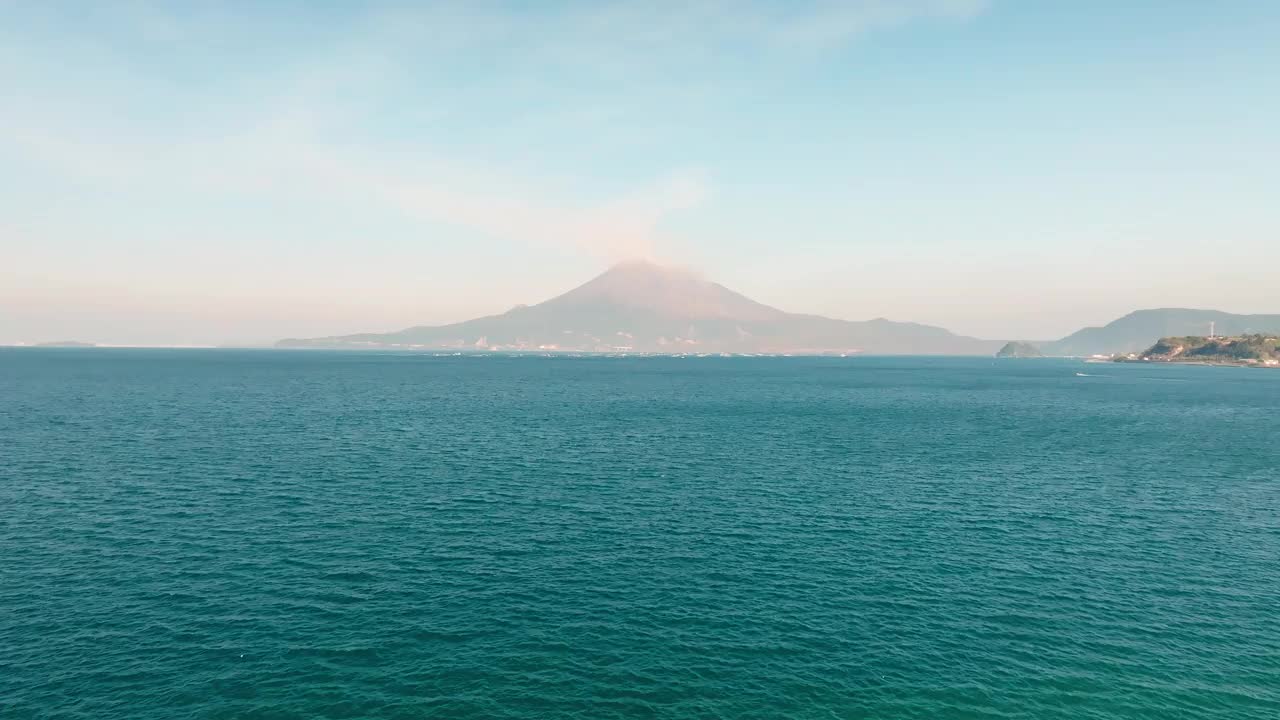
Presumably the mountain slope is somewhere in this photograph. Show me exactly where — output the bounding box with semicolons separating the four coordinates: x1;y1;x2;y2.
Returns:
278;262;1003;355
1041;309;1280;356
996;341;1043;358
1129;334;1280;366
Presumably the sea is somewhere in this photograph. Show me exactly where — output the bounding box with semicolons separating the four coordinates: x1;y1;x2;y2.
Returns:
2;349;1278;719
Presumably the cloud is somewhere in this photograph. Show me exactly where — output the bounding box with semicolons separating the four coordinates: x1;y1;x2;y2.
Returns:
1;101;704;262
368;1;989;53
353;0;991;82
1;0;987;264
292;144;708;261
761;0;989;50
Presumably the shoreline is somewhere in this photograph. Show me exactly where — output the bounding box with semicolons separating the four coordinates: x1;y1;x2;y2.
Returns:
1114;359;1278;369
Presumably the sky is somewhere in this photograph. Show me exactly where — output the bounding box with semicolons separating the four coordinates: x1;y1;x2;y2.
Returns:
2;0;1278;346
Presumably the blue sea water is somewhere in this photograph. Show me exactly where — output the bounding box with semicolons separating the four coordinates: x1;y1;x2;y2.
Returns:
2;349;1278;720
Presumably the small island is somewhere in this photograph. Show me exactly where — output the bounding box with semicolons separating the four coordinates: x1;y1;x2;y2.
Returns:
35;340;98;348
996;341;1044;358
1117;335;1280;367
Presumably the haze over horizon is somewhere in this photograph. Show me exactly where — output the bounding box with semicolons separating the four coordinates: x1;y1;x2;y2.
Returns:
4;2;1279;346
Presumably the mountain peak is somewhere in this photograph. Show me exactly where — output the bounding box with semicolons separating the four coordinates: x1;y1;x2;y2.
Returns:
544;261;778;321
277;264;1004;355
601;258;697;278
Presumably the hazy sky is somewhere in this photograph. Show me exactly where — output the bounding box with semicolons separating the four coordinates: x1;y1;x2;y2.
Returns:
3;1;1278;345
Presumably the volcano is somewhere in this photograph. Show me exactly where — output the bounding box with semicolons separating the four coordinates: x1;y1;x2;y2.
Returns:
277;261;1002;354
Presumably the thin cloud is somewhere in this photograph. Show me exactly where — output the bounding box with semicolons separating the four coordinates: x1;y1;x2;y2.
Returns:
1;0;988;263
369;1;990;51
361;1;992;76
300;148;708;262
2;103;705;263
763;0;990;50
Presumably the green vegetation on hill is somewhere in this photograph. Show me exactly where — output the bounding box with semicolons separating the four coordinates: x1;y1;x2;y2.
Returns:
1129;335;1280;366
995;341;1043;358
1042;309;1280;357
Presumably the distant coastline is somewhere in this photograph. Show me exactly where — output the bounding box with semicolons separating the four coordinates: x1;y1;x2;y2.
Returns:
34;340;97;348
1113;335;1280;368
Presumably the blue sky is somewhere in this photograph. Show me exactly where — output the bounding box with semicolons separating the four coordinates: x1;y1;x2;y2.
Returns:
3;1;1278;345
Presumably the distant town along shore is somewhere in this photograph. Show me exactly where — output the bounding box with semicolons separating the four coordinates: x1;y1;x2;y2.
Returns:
1114;335;1280;367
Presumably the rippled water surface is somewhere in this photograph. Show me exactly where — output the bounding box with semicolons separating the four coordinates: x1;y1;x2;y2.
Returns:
3;349;1278;719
